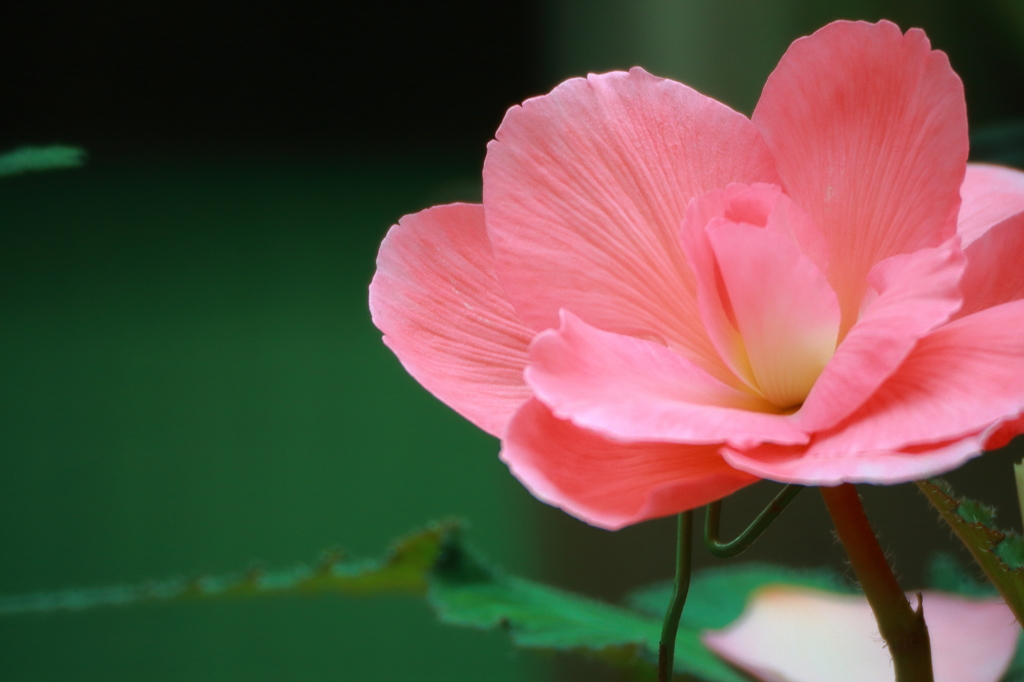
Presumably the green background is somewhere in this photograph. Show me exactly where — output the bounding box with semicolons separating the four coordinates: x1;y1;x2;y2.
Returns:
3;1;1024;681
0;158;550;681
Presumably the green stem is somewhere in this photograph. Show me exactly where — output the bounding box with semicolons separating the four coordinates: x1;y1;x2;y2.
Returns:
658;511;693;682
704;484;803;558
820;484;933;682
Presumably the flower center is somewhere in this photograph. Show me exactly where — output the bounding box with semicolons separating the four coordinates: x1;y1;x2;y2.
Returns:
690;184;841;410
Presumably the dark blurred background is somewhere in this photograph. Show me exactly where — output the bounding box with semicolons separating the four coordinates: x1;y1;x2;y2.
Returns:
0;0;544;156
1;1;1024;681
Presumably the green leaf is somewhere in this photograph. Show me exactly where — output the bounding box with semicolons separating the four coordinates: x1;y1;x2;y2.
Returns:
1000;536;1024;569
917;479;1024;627
0;520;452;614
627;562;852;631
428;532;752;682
0;145;86;177
0;520;749;680
19;518;1023;681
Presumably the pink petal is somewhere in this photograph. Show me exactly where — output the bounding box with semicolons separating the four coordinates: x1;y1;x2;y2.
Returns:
703;587;1018;682
500;399;757;530
524;310;808;447
986;414;1024;450
724;432;988;487
753;20;968;332
958;211;1024;318
727;300;1024;485
679;183;831;391
958;163;1024;247
369;203;535;437
795;240;965;432
706;207;840;409
483;67;780;380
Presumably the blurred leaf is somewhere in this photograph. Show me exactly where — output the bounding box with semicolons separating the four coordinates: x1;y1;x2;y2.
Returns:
970;120;1024;169
1;520;754;681
926;552;998;597
0;145;86;177
917;479;1024;627
627;562;853;631
0;520;452;615
428;534;751;682
16;517;1023;681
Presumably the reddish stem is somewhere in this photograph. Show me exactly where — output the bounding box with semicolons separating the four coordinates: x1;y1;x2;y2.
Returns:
820;484;933;682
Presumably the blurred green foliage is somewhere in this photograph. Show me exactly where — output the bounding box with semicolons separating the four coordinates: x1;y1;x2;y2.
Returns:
0;146;86;177
0;521;455;616
0;522;742;681
11;509;1022;682
429;532;748;682
626;563;854;631
0;156;547;681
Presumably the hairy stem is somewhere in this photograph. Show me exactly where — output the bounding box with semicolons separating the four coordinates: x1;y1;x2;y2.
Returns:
658;511;693;682
820;484;933;682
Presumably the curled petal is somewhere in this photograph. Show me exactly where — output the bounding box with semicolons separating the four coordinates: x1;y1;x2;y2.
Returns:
680;183;832;392
728;299;1024;484
958;211;1024;318
500;400;757;530
703;587;1018;682
986;414;1024;450
795;240;965;432
484;67;780;380
369;204;535;437
706;210;840;408
753;20;968;331
724;432;988;487
525;310;807;447
957;163;1024;247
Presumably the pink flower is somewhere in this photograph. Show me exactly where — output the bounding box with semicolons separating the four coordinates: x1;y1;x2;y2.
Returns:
702;586;1020;682
369;20;1024;529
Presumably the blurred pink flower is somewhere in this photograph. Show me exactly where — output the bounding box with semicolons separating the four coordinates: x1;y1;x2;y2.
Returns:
702;586;1020;682
370;20;1024;529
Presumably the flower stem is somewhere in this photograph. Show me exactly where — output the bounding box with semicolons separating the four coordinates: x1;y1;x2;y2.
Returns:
820;484;933;682
705;484;803;558
658;511;693;682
